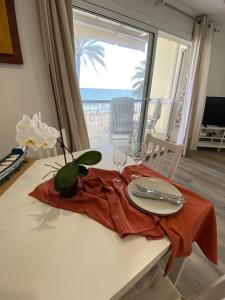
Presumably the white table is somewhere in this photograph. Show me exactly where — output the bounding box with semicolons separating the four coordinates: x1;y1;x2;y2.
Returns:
0;146;170;300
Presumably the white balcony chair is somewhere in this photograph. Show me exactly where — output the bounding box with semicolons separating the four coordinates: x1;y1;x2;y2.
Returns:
38;128;68;159
145;133;183;179
146;98;163;132
109;97;135;142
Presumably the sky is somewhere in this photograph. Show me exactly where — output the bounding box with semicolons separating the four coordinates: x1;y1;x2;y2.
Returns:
79;42;147;90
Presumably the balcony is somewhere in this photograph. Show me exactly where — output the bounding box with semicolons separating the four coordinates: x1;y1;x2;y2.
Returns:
83;98;173;147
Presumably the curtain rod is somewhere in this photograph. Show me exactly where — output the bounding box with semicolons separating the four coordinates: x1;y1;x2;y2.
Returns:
196;16;220;33
156;0;194;19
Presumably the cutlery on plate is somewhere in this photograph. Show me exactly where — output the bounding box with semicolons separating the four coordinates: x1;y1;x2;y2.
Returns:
131;190;183;206
136;184;185;203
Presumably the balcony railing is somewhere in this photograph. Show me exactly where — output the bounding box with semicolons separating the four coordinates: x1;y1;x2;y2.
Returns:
82;98;172;145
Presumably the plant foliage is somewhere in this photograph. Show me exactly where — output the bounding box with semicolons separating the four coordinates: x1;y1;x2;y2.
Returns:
54;150;102;193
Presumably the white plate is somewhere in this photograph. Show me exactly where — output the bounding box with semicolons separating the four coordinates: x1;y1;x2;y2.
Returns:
127;177;183;216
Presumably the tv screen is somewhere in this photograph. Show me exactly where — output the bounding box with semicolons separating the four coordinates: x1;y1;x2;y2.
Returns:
202;97;225;127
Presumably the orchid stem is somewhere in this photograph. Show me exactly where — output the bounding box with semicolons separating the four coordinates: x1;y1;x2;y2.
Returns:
57;138;74;161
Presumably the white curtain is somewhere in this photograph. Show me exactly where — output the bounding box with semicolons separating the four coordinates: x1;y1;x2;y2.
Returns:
38;0;90;151
177;16;215;154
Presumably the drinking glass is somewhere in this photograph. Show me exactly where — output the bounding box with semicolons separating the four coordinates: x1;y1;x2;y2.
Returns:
113;148;127;185
131;142;147;179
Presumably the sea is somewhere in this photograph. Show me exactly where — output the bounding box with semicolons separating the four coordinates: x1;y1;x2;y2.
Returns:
80;87;134;101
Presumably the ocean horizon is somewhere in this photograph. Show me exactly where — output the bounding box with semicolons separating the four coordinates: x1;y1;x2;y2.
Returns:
80;87;134;101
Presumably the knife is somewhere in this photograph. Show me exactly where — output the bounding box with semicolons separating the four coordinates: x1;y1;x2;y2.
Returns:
131;190;183;206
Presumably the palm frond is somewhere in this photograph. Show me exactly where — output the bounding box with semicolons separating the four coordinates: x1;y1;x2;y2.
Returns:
131;60;146;98
75;38;106;77
132;81;143;89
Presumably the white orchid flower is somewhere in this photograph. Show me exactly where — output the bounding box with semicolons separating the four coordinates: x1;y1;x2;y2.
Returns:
32;112;42;127
38;123;60;149
15;113;60;150
16;115;36;133
16;125;44;150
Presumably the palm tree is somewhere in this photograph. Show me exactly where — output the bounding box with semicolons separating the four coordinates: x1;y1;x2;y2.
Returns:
75;38;106;82
131;60;145;98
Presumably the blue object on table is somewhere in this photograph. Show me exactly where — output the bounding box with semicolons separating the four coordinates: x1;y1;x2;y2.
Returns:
0;148;26;184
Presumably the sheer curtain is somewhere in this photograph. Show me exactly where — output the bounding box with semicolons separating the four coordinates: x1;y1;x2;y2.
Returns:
177;16;215;154
38;0;90;151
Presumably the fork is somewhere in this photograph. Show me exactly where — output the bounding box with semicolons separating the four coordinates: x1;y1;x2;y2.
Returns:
136;184;185;203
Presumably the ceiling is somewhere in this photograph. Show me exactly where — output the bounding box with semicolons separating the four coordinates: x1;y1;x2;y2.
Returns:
177;0;225;28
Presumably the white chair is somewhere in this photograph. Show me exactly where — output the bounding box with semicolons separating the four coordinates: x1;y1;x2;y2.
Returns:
109;97;135;142
132;98;162;140
146;98;163;132
120;264;182;300
182;275;225;300
38;146;58;159
145;133;183;179
122;268;225;300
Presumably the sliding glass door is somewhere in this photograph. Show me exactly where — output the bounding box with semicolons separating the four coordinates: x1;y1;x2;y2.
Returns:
143;33;191;143
72;8;156;148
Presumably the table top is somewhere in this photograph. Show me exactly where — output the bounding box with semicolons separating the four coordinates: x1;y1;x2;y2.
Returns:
0;145;170;300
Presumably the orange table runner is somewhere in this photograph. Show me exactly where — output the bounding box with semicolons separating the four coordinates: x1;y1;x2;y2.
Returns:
29;165;217;273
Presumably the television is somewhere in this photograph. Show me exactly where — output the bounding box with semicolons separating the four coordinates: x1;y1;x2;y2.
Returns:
202;97;225;127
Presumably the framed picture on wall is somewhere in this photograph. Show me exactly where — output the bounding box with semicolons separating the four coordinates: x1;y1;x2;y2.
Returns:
0;0;23;64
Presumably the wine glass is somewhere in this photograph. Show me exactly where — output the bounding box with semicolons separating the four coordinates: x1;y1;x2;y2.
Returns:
113;147;127;185
131;142;147;179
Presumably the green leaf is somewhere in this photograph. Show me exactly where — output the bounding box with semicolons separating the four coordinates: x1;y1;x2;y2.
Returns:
78;165;89;177
54;163;78;192
75;151;102;165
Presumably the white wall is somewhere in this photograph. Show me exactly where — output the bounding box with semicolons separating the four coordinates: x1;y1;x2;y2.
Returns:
0;0;57;157
207;31;225;97
73;0;193;41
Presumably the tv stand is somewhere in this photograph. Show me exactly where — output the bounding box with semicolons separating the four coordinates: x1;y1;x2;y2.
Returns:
198;125;225;152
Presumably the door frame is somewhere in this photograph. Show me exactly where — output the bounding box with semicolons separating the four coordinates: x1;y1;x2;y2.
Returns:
138;32;158;143
73;0;158;34
72;0;158;143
